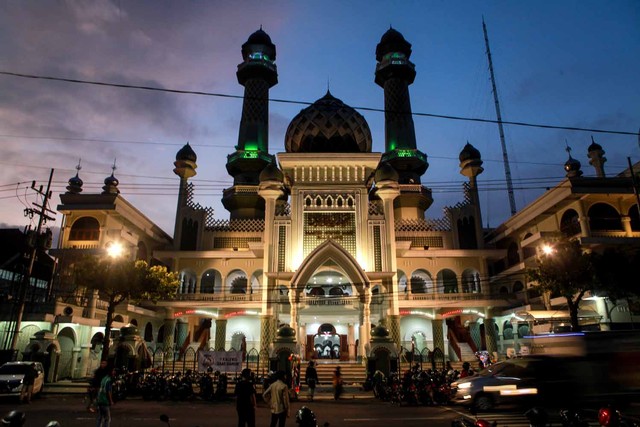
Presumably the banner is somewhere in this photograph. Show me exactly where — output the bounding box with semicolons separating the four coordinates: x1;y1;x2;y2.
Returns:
197;351;243;372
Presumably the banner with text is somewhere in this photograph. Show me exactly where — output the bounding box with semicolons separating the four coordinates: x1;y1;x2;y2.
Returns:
198;351;243;372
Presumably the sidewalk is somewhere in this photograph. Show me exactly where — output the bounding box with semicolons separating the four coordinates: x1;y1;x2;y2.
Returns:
42;380;374;399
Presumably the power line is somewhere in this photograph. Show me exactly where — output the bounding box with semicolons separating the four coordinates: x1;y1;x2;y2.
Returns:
1;70;638;137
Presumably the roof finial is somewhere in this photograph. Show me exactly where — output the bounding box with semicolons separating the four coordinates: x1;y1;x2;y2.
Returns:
260;24;263;30
75;158;82;174
564;140;572;157
111;159;117;176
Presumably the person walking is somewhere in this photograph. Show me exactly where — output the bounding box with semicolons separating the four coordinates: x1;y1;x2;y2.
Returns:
87;360;109;412
332;366;343;400
263;370;290;427
95;366;115;427
235;368;256;427
19;364;36;404
304;361;319;402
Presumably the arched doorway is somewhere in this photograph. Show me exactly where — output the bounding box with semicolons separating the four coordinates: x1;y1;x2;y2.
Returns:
56;327;76;379
311;324;344;360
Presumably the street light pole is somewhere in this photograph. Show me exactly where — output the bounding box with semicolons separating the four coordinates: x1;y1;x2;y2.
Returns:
10;169;55;352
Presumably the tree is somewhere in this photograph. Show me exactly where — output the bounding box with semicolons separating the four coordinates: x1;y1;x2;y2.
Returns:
527;239;597;332
73;256;179;361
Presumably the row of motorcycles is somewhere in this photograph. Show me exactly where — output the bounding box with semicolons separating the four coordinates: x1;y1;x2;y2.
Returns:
452;405;638;427
370;368;458;406
107;369;230;402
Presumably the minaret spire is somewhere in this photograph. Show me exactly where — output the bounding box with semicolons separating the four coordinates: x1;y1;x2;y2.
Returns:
223;28;278;219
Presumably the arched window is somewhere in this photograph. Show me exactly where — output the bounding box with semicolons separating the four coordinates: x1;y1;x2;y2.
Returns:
227;270;248;294
69;217;100;241
144;323;153;342
560;209;581;237
410;270;433;294
461;269;481;293
179;270;197;294
201;269;221;294
437;269;458;293
588;203;623;231
513;281;524;293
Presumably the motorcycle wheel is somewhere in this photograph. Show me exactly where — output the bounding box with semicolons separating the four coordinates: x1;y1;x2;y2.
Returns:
473;393;494;411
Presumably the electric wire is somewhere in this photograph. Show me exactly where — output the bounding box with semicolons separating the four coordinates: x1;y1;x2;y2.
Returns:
1;70;638;137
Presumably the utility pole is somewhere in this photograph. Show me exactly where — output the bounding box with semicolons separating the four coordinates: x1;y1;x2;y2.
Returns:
9;169;55;352
483;18;517;216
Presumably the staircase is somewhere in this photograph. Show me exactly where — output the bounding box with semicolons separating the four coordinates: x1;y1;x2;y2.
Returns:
303;361;367;396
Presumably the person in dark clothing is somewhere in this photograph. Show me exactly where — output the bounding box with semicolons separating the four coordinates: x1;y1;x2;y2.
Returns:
332;366;343;400
304;361;319;402
20;364;37;404
235;368;257;427
87;360;109;412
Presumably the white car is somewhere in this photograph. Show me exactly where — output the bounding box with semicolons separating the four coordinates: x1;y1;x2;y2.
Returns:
0;362;45;397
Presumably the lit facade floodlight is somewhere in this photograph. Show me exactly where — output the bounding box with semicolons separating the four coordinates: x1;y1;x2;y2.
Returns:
541;244;554;256
106;241;124;259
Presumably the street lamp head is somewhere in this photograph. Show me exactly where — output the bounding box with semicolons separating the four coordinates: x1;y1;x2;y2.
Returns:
106;241;124;259
541;244;554;256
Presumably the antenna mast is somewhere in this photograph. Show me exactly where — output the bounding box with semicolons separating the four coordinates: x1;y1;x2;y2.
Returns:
483;18;517;215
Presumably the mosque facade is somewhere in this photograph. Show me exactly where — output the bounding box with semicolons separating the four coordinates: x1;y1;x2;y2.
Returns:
4;28;639;379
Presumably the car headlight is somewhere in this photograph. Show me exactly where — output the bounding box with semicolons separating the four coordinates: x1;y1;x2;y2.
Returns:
456;382;472;389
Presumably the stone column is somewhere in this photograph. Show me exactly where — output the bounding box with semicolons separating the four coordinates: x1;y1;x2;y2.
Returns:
469;321;481;350
347;323;356;361
162;308;177;350
214;319;227;351
289;288;298;338
176;321;189;349
71;347;81;379
484;318;498;360
260;315;277;371
622;216;633;237
78;344;92;378
431;318;444;355
388;314;401;349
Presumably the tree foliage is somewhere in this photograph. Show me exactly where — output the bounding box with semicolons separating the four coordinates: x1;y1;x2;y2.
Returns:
73;255;179;360
592;246;640;303
527;239;596;332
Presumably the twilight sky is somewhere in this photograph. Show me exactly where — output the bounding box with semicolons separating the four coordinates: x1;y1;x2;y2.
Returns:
1;1;639;238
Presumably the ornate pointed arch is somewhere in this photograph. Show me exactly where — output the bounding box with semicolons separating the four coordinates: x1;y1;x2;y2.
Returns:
291;239;369;298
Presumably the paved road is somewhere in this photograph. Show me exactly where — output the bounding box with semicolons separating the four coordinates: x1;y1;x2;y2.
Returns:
0;395;637;427
0;394;465;427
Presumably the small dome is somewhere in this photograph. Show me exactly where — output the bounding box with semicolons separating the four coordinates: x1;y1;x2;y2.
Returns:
102;173;120;194
66;173;83;194
459;142;481;162
588;136;603;152
370;325;390;338
375;162;399;182
564;156;582;175
285;91;372;153
276;325;296;338
376;27;412;61
259;163;283;183
176;143;197;162
246;28;272;46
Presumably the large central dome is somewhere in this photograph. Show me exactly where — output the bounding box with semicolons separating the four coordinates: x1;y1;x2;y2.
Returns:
285;91;372;153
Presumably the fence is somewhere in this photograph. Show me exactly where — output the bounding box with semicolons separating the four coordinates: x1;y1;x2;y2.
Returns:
148;347;265;379
396;346;446;373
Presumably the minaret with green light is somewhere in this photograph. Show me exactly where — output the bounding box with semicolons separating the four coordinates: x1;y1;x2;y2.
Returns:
223;28;278;219
375;28;432;218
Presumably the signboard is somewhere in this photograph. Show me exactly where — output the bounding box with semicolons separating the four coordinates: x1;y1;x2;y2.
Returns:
197;351;243;372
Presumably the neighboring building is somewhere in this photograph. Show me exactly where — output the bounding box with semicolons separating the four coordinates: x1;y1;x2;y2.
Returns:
2;28;638;380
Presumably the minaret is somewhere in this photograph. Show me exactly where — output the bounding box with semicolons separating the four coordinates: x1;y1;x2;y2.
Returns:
173;143;197;249
587;136;607;178
375;28;432;220
223;28;278;219
459;142;485;248
375;28;428;184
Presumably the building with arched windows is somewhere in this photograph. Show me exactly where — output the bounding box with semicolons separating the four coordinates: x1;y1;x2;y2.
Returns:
3;28;639;380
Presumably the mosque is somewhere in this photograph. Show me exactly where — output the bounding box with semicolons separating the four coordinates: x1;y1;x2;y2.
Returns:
3;28;638;380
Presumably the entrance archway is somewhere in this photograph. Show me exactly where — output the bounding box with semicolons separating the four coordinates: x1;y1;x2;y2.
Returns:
310;323;345;360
